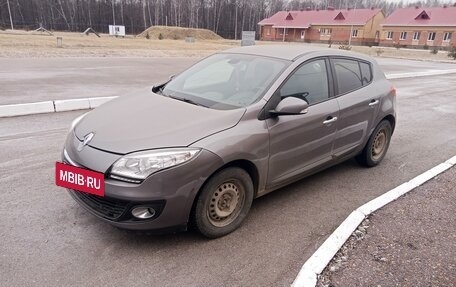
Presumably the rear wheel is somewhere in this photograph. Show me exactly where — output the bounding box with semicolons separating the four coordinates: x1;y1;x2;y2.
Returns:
192;167;254;238
356;120;392;167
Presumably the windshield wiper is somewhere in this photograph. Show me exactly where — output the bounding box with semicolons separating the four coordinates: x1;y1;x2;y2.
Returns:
168;95;208;108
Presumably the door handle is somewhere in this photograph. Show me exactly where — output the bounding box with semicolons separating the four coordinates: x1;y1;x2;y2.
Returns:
323;116;338;125
369;99;379;107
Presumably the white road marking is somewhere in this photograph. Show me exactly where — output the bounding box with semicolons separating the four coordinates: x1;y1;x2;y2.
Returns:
386;69;456;79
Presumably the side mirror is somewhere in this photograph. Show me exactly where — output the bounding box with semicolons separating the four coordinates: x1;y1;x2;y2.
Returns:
268;96;309;117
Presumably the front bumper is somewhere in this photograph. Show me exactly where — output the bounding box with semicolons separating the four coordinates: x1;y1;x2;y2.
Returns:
63;132;224;231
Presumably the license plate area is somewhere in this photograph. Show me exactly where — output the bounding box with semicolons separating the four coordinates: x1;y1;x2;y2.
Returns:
56;162;105;197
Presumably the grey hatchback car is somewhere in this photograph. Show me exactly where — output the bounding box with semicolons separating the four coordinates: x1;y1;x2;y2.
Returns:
61;45;396;238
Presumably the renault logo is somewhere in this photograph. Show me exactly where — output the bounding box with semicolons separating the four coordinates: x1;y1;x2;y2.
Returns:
77;132;94;152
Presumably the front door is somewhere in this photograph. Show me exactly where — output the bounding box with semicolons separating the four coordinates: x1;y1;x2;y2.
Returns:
266;59;339;187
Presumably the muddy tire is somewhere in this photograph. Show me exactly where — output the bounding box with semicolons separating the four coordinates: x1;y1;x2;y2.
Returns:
192;167;254;238
356;120;392;167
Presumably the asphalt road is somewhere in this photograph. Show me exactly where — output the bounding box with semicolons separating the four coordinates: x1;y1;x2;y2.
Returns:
1;68;456;286
1;56;455;105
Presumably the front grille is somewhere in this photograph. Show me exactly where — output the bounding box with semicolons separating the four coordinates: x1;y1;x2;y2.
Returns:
71;190;130;221
63;149;128;220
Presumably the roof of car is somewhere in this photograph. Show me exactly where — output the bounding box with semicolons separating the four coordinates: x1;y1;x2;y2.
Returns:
223;45;363;61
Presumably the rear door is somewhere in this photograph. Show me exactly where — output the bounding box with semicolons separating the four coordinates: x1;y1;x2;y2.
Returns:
266;58;339;187
330;58;380;158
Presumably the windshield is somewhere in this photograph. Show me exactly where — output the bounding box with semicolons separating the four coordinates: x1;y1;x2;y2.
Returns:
161;53;289;110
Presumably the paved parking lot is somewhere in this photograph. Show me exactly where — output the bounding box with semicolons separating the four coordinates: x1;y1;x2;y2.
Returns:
1;59;456;286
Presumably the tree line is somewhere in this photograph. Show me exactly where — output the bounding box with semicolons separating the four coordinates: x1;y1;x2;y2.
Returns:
0;0;452;39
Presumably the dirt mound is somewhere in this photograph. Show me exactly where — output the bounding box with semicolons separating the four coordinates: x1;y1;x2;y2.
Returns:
138;26;222;40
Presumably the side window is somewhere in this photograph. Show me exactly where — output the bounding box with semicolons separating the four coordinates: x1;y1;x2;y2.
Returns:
359;62;372;85
333;58;362;94
279;59;329;105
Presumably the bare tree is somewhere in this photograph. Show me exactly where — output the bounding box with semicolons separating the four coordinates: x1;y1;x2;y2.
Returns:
1;0;451;37
142;0;147;29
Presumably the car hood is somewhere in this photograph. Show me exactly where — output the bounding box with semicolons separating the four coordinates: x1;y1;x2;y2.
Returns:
75;92;246;154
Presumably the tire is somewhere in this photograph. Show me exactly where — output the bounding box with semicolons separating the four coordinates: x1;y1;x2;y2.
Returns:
356;120;392;167
192;167;254;238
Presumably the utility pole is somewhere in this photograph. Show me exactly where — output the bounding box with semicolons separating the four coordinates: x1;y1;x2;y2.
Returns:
234;0;242;40
234;3;238;40
6;0;14;30
348;3;357;46
112;0;116;25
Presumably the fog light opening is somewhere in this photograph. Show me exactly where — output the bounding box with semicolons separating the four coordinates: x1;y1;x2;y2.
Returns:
131;206;156;219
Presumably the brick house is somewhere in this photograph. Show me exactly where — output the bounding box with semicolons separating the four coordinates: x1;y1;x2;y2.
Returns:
258;8;384;45
380;6;456;48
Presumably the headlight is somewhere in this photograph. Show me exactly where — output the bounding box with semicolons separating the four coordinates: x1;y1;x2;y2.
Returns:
110;148;201;182
70;112;88;131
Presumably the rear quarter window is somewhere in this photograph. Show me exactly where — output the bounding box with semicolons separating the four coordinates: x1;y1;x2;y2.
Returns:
360;61;373;85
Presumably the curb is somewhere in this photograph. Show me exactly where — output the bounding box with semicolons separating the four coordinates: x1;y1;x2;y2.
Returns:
2;69;456;118
292;155;456;287
0;96;117;117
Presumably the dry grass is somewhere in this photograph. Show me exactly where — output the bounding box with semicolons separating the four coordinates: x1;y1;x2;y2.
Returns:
137;26;222;40
0;30;454;62
0;30;235;58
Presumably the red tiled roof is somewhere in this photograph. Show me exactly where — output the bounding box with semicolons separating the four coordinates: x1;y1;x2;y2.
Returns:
382;7;456;26
258;8;382;28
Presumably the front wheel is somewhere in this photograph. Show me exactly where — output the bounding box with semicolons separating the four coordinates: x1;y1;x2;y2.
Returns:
356;120;392;167
192;167;254;238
